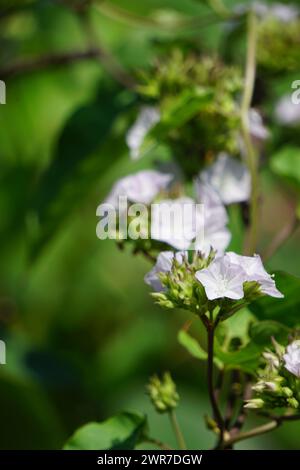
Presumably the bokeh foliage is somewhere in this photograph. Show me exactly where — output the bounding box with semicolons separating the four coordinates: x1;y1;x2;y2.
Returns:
0;0;300;449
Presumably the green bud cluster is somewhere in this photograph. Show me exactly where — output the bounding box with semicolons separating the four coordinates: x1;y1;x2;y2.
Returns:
151;251;268;322
146;372;179;413
151;250;215;314
257;18;300;73
137;50;243;177
245;339;300;411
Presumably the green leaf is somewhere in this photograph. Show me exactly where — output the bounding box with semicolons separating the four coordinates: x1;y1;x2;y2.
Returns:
178;329;223;369
214;340;262;374
178;329;207;360
30;83;136;255
249;271;300;327
270;146;300;188
63;412;147;450
249;321;291;346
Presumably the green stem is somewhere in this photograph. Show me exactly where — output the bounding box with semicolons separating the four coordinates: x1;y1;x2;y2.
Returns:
169;410;187;450
226;420;278;446
241;10;259;255
207;323;225;444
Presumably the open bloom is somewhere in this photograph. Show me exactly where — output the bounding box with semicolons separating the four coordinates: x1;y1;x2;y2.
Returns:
151;197;201;250
199;153;251;204
224;252;284;298
283;341;300;378
151;183;231;253
194;183;231;253
104;170;173;208
144;251;186;292
195;255;247;300
195;252;284;300
126;106;160;160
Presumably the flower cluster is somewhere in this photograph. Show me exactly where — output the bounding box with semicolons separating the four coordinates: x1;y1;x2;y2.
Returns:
145;250;283;319
246;339;300;410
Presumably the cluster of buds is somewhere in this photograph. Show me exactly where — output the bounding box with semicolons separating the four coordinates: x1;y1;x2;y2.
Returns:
137;51;243;177
145;250;283;323
146;372;179;413
245;339;300;411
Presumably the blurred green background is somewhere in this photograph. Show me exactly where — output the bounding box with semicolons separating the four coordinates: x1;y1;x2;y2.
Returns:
0;0;300;450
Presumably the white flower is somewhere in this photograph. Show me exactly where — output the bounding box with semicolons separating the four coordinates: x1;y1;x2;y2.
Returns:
105;170;173;208
195;256;247;300
151;197;202;250
199;153;251;205
275;95;300;126
151;184;231;253
194;182;231;253
283;341;300;378
236;2;299;22
195;251;284;301
268;3;299;22
224;252;284;298
144;251;186;292
126;106;160;160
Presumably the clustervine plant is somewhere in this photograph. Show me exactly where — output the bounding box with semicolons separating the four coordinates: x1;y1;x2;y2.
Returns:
63;1;300;451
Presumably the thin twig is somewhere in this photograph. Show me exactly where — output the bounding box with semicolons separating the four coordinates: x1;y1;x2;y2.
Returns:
263;216;300;261
207;323;225;444
224;370;240;429
226;413;300;446
145;437;173;450
225;420;278;446
0;49;103;79
77;9;136;89
230;379;252;436
241;10;259;256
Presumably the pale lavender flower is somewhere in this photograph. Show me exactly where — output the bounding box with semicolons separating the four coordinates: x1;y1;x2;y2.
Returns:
126;106;160;160
151;197;202;250
283;341;300;378
195;256;247;300
235;2;299;22
224;252;284;298
275;95;300;126
199;153;251;205
144;251;186;292
194;182;231;253
105;170;173;208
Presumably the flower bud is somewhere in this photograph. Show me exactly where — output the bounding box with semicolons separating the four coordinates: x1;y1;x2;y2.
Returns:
244;398;264;409
287;397;299;409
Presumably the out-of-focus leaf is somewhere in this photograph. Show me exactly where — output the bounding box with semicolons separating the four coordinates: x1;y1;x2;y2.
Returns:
63;412;147;450
0;374;65;449
140;88;213;155
30;83;136;254
249;321;291;346
270;146;300;188
249;271;300;327
214;340;262;374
